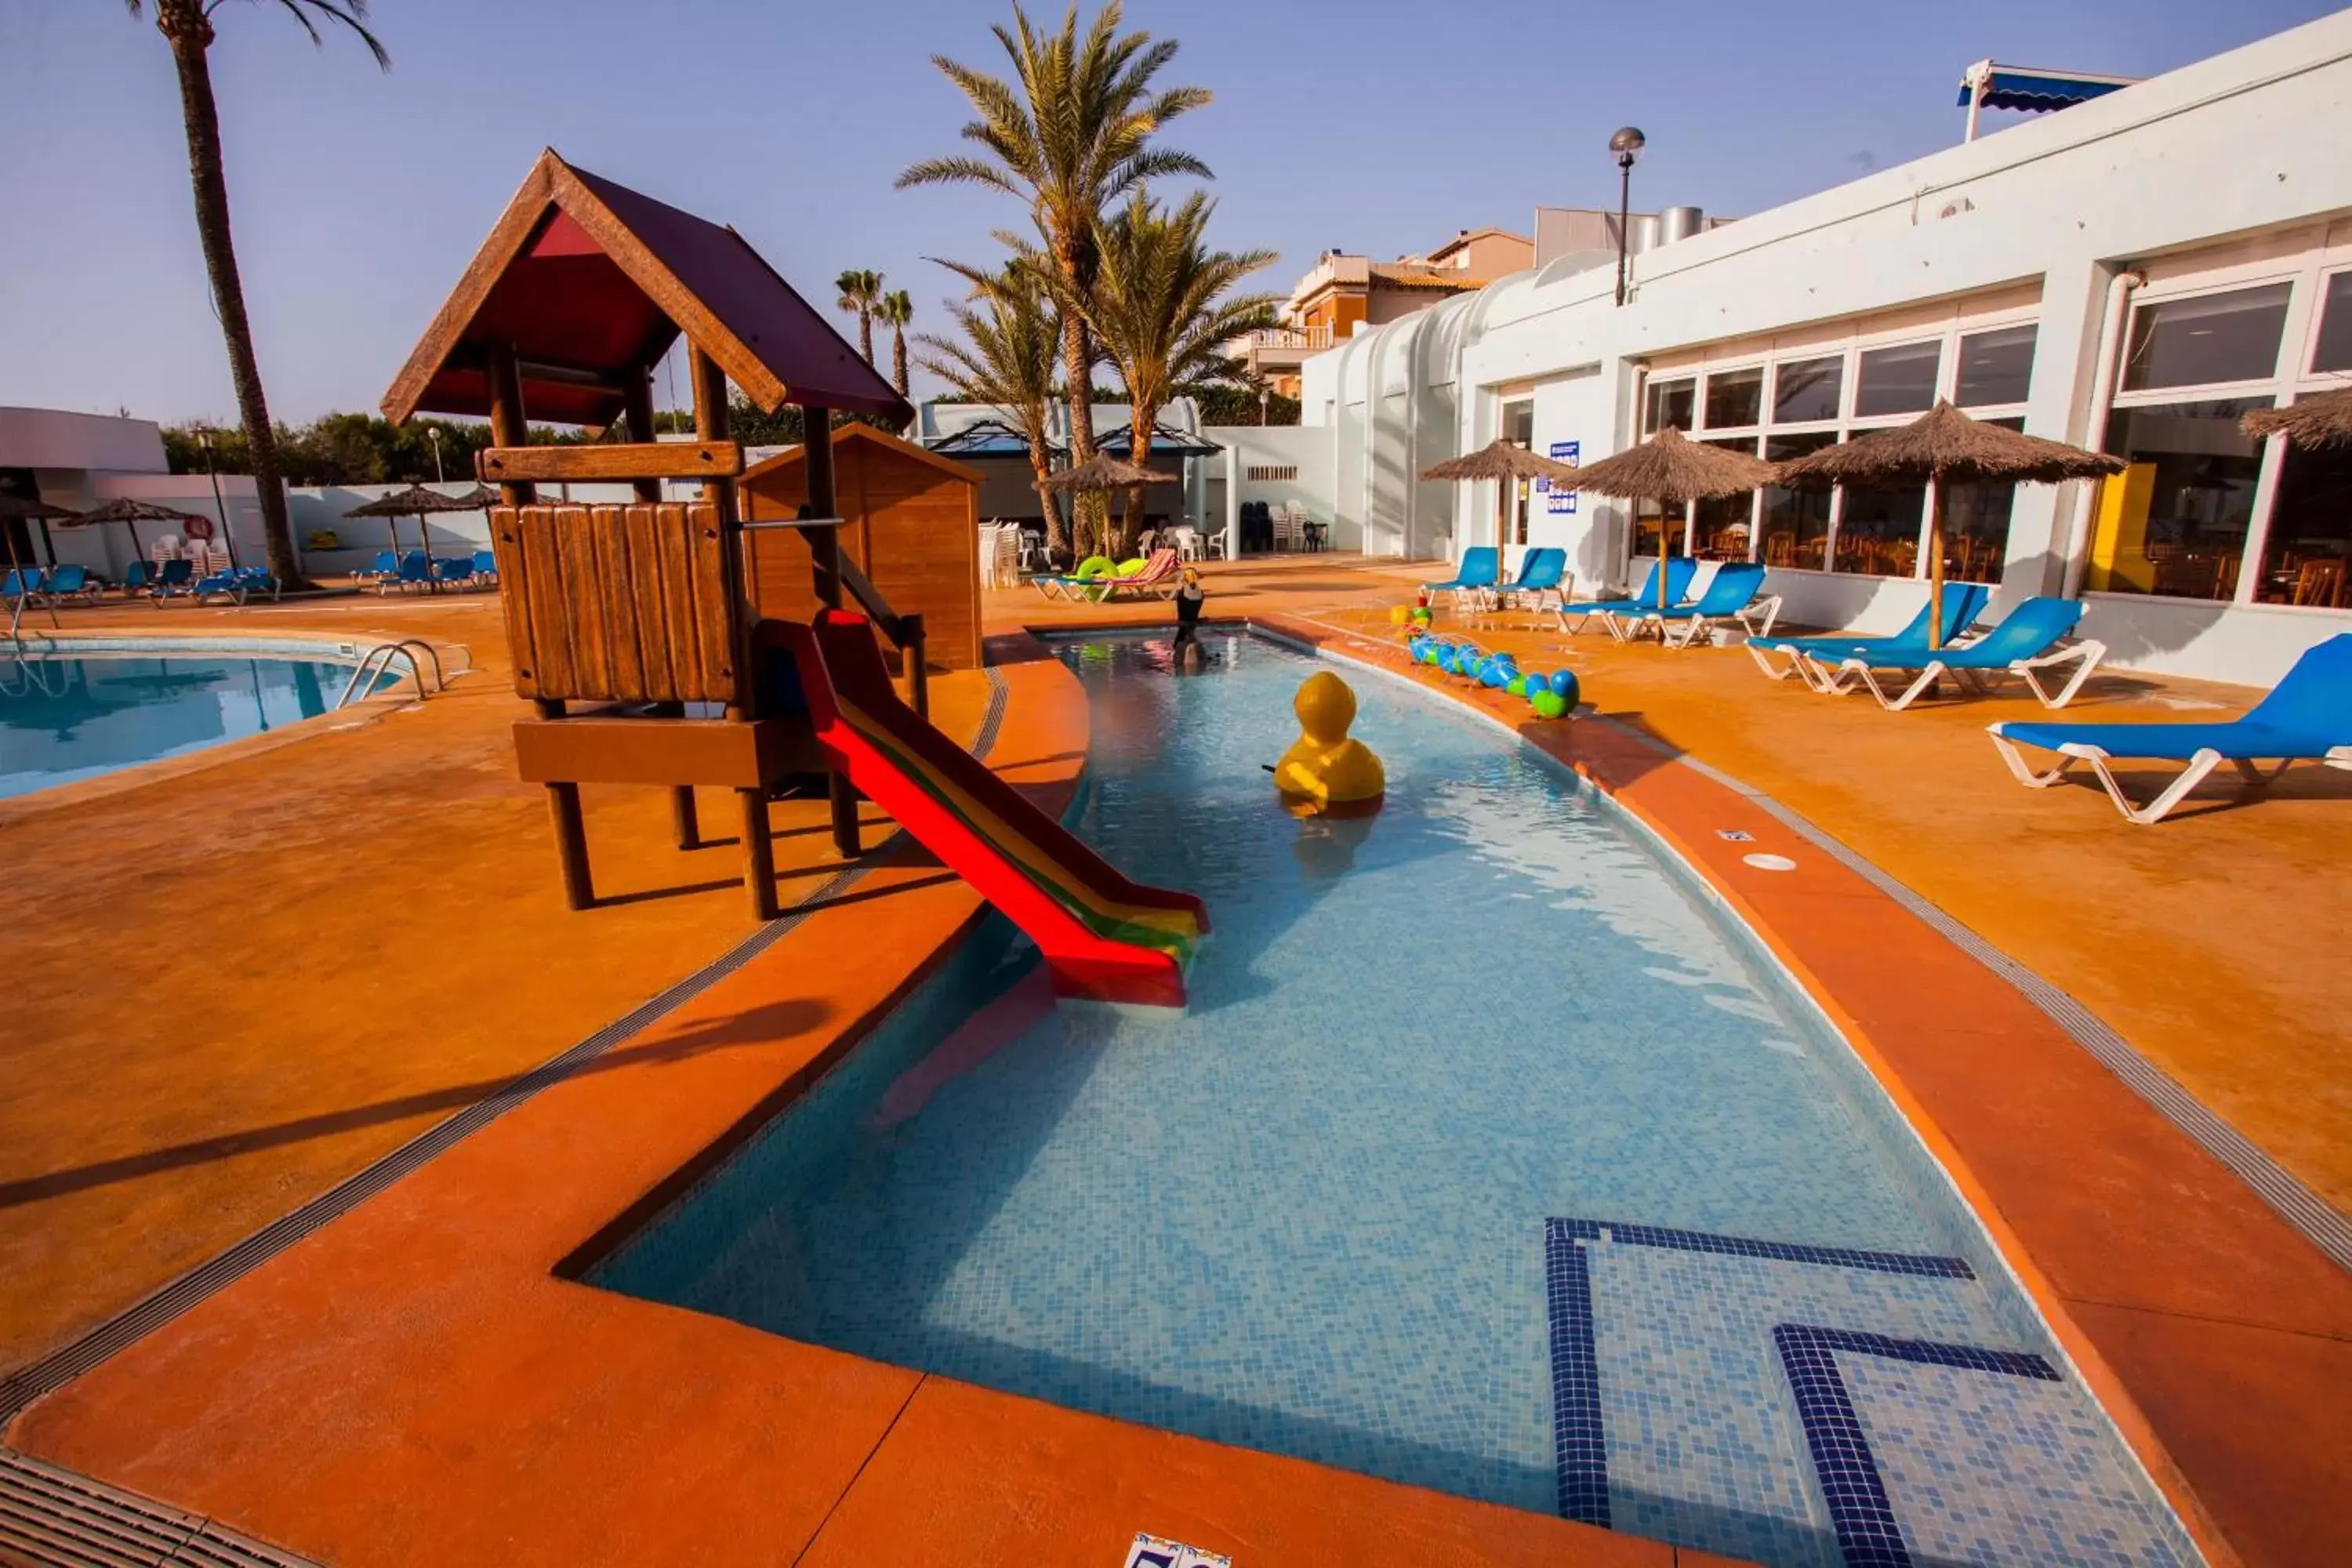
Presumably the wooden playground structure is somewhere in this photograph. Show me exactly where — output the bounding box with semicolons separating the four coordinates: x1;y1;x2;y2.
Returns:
380;149;918;919
380;151;1203;1005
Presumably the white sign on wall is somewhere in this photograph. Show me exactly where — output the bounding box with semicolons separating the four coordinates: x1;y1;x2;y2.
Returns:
1537;440;1581;514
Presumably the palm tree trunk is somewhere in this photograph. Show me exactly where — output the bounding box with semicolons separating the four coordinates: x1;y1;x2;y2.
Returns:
891;327;909;397
1117;399;1157;558
1025;426;1065;564
858;312;875;366
1054;238;1105;557
165;23;304;589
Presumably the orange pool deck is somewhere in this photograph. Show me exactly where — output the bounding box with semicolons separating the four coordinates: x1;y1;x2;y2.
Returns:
0;561;2346;1566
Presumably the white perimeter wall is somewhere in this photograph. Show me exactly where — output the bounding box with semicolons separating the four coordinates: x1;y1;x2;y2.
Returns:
1206;426;1342;555
1301;10;2352;684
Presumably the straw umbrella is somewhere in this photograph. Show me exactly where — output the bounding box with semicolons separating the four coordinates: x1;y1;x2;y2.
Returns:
1776;401;2123;648
341;483;490;557
2241;385;2352;449
62;499;201;579
0;494;78;569
1042;454;1176;561
0;495;78;633
1419;438;1588;563
1570;428;1777;609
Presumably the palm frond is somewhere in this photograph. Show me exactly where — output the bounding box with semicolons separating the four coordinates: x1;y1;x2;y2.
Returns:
276;0;391;70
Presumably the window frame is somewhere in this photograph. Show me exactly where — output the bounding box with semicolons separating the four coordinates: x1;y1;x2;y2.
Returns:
2093;253;2349;612
1641;299;2041;579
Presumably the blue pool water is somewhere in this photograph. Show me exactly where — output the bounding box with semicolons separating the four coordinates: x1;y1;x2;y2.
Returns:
0;653;383;797
597;632;2196;1567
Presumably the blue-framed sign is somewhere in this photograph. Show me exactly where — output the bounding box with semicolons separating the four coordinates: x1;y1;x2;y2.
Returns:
1536;440;1581;514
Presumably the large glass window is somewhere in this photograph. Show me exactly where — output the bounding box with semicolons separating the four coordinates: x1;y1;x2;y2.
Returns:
1773;356;1842;423
1834;477;1925;576
2252;439;2352;607
1702;368;1762;430
2089;398;2270;600
1761;433;1835;569
1695;437;1759;559
2312;270;2352;374
1854;340;1941;418
1956;325;2036;407
1941;418;2023;582
2121;284;2290;391
1645;377;1695;434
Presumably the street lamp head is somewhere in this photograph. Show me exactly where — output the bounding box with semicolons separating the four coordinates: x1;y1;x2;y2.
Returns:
1610;125;1646;167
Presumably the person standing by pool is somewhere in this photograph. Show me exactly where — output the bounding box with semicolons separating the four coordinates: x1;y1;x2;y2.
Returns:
1171;567;1207;672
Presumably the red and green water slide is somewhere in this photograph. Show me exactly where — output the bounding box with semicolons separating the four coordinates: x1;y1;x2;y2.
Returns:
775;612;1207;1007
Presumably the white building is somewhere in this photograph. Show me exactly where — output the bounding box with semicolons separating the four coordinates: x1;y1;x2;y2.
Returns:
1298;12;2352;685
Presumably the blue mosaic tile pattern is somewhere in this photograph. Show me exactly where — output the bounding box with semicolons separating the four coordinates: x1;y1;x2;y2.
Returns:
1555;1219;1975;1280
595;633;2200;1568
1543;1221;1609;1526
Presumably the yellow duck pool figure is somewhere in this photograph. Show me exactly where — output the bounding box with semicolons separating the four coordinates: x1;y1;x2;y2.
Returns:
1274;671;1385;815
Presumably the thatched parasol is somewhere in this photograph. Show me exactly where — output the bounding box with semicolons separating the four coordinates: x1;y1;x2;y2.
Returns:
342;483;491;557
60;498;201;572
1040;454;1176;492
0;495;81;631
1570;428;1777;608
0;494;82;568
1775;401;2122;647
2241;385;2352;450
1420;439;1586;570
1042;456;1175;560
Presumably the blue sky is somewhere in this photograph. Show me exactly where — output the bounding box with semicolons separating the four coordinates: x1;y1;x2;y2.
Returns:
1;0;2338;424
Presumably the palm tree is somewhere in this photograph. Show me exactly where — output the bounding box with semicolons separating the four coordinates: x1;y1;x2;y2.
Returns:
876;289;915;400
129;0;388;590
918;264;1069;561
835;269;884;364
1087;191;1277;554
898;1;1211;506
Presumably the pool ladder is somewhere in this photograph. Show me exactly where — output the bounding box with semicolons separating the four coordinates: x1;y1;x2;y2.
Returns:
336;639;447;708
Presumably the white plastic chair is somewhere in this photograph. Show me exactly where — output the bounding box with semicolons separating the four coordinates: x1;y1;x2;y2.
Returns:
993;524;1022;587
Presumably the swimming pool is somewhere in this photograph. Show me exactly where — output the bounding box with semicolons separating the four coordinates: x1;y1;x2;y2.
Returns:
596;631;2197;1567
0;651;388;798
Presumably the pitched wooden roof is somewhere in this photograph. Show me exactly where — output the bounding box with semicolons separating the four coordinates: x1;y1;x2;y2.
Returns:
383;150;909;430
741;423;985;490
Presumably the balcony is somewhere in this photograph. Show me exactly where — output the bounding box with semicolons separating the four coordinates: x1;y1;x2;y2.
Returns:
1229;323;1335;379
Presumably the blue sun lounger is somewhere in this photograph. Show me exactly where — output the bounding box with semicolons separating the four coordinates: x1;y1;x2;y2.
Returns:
150;559;197;600
1423;546;1501;607
1610;562;1780;648
1555;557;1700;637
1747;582;1992;685
1817;596;2103;711
1495;547;1569;610
1989;633;2352;823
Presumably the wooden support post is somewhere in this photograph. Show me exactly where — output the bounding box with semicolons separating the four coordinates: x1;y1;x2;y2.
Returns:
670;786;700;851
899;612;929;720
799;405;862;860
487;341;564;720
621;368;665;506
546;782;593;909
738;786;779;920
689;346;754;724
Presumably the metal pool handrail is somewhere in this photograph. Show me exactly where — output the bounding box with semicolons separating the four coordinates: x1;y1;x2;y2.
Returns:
336;640;445;709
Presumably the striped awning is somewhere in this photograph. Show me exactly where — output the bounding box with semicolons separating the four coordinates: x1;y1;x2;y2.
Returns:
1958;61;2139;113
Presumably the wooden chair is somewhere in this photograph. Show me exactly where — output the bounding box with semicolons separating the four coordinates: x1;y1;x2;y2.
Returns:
2293;556;2346;608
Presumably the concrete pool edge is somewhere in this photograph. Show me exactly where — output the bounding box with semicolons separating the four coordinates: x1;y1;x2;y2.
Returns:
0;630;467;824
3;642;1684;1567
1246;609;2352;1568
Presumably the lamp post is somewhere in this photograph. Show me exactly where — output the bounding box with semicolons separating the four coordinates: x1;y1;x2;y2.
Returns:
427;425;445;483
1610;126;1646;307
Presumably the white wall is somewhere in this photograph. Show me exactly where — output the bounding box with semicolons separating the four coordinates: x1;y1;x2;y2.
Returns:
1297;10;2352;682
1207;425;1341;554
0;408;168;474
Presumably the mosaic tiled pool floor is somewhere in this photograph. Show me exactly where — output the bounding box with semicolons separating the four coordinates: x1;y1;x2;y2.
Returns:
595;632;2198;1567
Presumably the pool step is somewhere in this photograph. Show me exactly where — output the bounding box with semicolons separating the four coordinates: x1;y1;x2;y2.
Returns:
1545;1218;2200;1567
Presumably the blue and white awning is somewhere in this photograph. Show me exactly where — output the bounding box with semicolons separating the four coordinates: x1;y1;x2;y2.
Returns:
1958;59;2140;114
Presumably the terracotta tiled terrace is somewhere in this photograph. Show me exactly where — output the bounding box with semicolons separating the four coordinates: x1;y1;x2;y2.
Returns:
0;554;2344;1566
